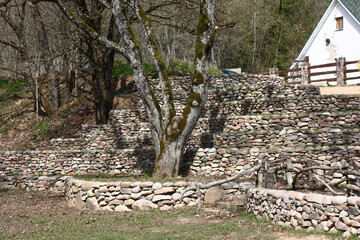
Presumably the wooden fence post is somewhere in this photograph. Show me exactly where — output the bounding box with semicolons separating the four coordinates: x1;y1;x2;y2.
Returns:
301;62;310;85
336;57;346;85
269;67;278;78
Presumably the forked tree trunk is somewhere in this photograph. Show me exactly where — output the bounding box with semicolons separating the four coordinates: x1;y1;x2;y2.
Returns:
56;0;217;178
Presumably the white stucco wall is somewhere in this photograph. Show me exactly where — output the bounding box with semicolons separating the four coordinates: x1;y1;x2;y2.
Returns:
298;2;360;85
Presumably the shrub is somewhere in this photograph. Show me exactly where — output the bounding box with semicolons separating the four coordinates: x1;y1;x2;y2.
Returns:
167;59;194;76
112;59;222;77
209;64;222;75
112;61;133;77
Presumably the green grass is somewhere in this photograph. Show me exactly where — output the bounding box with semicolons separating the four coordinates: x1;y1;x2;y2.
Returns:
31;118;52;138
0;78;27;105
1;190;353;240
1;206;349;240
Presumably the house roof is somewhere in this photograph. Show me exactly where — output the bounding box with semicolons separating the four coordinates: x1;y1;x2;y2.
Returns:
340;0;360;22
296;0;360;61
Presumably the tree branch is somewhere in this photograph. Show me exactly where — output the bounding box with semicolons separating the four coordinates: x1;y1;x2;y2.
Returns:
55;0;126;56
313;172;342;195
180;161;263;200
98;0;112;9
135;3;174;127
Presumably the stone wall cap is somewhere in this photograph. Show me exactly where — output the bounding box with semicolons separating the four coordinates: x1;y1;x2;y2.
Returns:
347;197;360;206
332;196;347;205
304;193;325;204
268;190;287;199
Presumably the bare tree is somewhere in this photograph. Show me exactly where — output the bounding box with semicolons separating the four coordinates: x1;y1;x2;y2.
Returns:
55;0;220;177
0;0;58;115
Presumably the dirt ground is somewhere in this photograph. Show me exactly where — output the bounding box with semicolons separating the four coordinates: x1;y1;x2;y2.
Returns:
320;86;360;95
0;190;333;240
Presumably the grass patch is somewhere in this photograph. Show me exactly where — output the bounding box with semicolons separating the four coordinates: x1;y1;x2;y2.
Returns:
3;205;347;240
0;191;352;240
0;79;27;105
31;118;52;138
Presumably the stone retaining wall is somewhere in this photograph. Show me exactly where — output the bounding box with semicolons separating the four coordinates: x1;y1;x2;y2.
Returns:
3;175;360;237
0;175;68;193
1;74;360;185
0;149;154;176
0;175;251;212
66;179;251;212
245;188;360;237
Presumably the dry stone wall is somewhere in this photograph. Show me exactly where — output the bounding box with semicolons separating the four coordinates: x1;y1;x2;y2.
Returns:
246;188;360;237
0;175;252;212
1;74;360;183
66;179;251;212
0;149;154;176
0;175;68;193
3;174;360;236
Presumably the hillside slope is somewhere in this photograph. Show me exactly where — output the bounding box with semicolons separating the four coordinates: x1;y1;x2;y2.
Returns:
0;79;95;151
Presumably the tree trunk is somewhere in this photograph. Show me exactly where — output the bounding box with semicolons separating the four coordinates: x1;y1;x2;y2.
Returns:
31;3;60;113
93;64;112;124
55;0;218;178
153;140;184;178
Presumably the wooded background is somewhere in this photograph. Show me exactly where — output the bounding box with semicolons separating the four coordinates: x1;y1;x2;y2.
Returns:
0;0;331;122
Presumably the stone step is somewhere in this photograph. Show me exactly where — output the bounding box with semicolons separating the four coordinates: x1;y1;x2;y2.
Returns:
229;194;246;206
215;201;243;210
202;207;231;217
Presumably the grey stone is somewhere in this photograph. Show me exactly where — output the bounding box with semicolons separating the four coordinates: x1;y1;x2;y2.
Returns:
115;205;131;212
131;186;141;193
74;193;86;210
132;199;158;210
120;188;132;194
335;221;349;231
221;182;239;190
320;221;329;231
204;186;226;204
86;197;100;210
332;196;347;205
348;206;359;216
183;190;196;197
152;182;162;190
152;195;172;202
172;193;182;201
130;193;142;200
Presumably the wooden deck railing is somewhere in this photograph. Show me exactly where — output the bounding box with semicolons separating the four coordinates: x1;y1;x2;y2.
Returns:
266;58;360;85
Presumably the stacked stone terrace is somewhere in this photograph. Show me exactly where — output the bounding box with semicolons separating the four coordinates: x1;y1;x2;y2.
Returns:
1;74;360;185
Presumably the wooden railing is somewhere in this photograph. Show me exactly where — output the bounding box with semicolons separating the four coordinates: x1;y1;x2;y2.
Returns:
267;58;360;85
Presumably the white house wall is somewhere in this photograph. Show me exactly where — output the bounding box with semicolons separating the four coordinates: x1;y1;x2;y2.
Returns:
299;2;360;85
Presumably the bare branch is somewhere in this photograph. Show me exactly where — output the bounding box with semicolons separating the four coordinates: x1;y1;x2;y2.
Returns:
0;39;23;52
98;0;112;9
135;3;174;125
313;172;342;195
180;161;263;200
55;0;126;56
